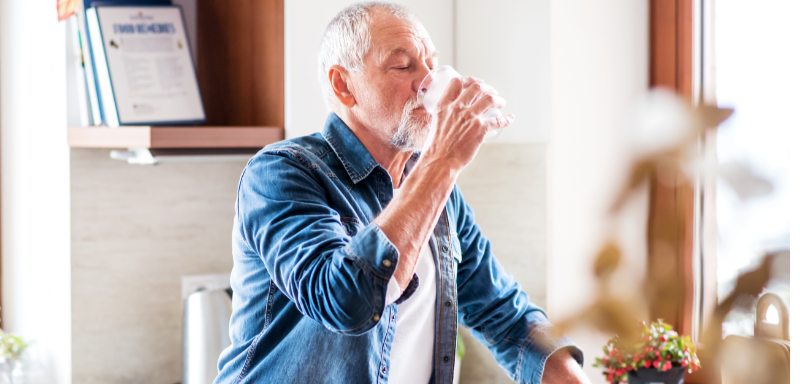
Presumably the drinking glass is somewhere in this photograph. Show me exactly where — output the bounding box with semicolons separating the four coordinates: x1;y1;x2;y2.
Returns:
418;65;504;141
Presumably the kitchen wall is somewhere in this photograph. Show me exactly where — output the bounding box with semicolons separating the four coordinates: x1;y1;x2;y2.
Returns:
457;144;547;384
548;1;650;383
455;0;552;143
453;1;551;379
70;149;245;383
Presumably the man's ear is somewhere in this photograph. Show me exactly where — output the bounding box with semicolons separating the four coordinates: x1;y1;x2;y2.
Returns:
328;65;356;108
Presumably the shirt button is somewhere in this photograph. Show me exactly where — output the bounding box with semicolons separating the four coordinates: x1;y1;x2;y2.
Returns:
391;315;396;322
445;300;452;307
441;244;449;253
382;259;392;267
373;314;380;321
443;355;451;363
381;366;387;374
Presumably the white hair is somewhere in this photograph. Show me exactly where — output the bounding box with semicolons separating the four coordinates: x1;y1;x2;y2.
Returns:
317;2;419;111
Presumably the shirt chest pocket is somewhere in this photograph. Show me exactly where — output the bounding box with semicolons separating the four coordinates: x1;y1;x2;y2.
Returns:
340;216;364;237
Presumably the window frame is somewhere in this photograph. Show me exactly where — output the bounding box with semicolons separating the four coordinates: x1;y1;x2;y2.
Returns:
649;0;719;382
648;0;695;337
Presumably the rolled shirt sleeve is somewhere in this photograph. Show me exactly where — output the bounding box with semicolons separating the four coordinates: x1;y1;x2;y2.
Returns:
385;277;403;305
500;311;585;383
385;274;420;306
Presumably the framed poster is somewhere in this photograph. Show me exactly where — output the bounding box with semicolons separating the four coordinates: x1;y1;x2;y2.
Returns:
87;5;205;126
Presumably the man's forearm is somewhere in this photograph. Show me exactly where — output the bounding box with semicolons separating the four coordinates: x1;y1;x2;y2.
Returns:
372;77;512;290
373;157;458;289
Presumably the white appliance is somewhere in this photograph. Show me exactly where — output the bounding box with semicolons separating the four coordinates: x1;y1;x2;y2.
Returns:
182;288;233;384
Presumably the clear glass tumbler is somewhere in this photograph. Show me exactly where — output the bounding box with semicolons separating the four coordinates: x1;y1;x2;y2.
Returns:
418;65;504;141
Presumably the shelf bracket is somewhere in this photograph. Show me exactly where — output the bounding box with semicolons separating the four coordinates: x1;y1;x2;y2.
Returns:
110;148;158;165
109;147;259;165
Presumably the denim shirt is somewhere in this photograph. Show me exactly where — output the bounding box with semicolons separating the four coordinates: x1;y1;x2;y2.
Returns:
215;113;583;384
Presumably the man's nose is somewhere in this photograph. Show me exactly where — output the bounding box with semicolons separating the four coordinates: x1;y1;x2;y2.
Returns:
412;67;433;94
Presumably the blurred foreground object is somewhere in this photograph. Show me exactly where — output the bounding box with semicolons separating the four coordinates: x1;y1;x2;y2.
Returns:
718;293;789;384
57;0;78;21
554;89;733;342
0;331;30;384
549;89;791;383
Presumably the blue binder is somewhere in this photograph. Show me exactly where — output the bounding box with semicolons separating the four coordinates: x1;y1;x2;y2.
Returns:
82;0;206;126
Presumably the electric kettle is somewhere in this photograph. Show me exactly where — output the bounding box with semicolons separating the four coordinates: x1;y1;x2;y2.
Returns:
182;288;233;384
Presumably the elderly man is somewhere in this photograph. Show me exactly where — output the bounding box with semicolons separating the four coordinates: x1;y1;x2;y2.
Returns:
216;2;588;384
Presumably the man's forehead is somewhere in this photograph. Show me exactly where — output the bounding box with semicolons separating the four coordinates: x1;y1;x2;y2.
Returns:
369;12;436;62
382;46;438;63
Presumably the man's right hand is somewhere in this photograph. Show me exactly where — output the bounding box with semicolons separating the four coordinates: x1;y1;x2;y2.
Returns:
420;76;515;173
375;77;514;291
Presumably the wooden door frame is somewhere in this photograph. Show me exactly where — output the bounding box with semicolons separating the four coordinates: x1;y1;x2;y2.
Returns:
649;2;724;383
648;0;695;337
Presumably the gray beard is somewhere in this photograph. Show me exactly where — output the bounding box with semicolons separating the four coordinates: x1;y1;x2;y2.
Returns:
389;95;432;151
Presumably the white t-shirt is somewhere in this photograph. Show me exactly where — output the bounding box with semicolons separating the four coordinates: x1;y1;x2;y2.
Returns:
384;226;437;383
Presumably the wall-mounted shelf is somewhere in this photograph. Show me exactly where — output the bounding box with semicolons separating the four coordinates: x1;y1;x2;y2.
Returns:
68;126;283;149
67;0;284;164
68;126;284;164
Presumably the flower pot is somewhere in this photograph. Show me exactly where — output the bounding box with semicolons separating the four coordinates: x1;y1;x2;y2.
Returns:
627;366;686;384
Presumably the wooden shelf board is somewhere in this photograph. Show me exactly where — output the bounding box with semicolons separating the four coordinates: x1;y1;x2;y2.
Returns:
68;126;284;149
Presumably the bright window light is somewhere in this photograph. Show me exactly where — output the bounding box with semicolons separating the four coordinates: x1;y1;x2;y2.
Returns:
714;0;796;338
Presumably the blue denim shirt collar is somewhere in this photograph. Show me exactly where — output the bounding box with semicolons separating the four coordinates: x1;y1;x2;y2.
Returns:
322;112;422;184
322;113;381;184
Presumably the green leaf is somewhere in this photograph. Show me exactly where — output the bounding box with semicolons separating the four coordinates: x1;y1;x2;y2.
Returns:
456;334;466;359
0;334;30;361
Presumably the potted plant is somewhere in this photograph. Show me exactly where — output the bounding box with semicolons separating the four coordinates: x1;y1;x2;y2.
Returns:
0;331;30;384
594;319;700;384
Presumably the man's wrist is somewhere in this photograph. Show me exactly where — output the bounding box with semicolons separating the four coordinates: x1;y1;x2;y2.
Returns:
542;347;590;384
415;154;459;184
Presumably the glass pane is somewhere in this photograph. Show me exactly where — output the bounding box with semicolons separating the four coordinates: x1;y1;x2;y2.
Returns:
714;0;795;338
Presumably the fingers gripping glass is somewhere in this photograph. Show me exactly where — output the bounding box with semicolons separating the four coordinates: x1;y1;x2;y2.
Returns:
417;65;504;142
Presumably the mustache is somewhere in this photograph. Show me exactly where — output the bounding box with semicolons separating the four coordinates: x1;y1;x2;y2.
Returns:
403;92;426;114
